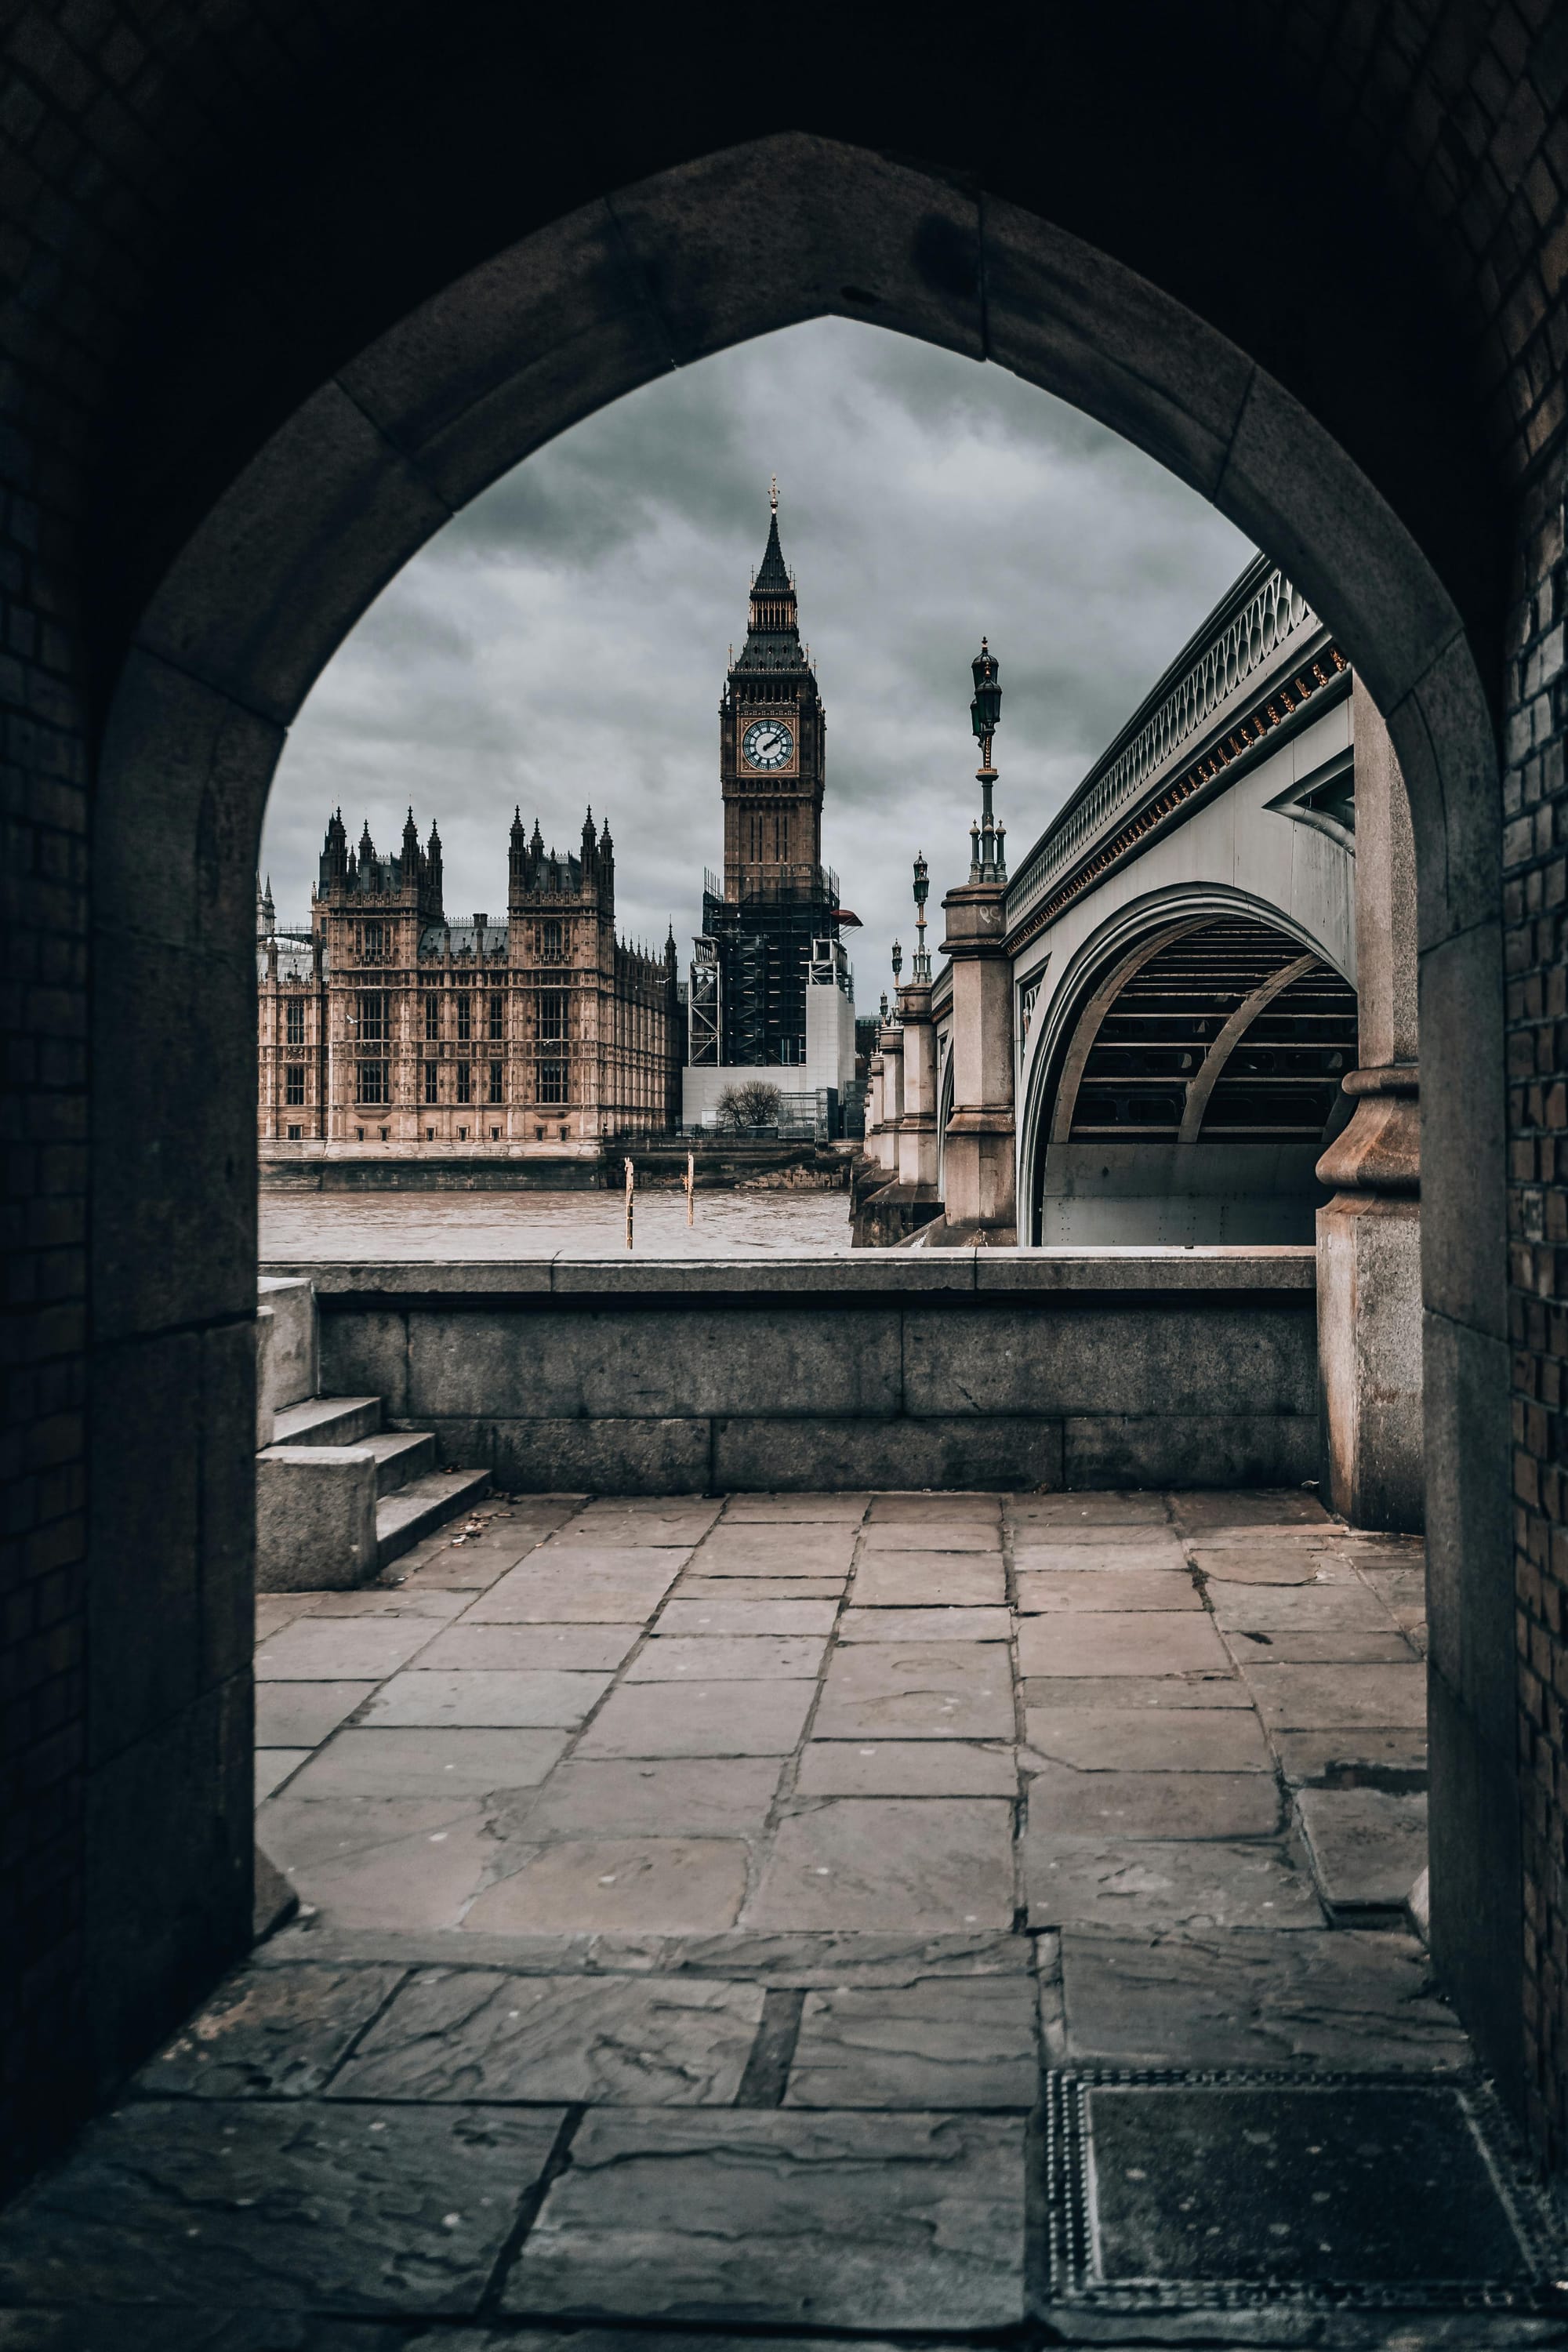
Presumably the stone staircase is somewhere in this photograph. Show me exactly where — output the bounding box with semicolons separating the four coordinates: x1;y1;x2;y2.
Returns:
256;1276;488;1590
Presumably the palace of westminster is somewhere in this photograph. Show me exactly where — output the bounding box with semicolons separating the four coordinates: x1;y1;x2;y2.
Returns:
256;493;860;1156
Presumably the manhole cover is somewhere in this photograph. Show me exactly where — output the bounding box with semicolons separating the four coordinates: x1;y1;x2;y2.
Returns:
1046;2070;1566;2314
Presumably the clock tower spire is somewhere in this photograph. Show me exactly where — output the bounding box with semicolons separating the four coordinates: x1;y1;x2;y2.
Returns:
720;482;826;903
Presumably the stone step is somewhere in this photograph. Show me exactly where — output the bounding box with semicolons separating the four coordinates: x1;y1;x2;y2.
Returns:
376;1466;491;1571
363;1428;437;1497
271;1394;382;1447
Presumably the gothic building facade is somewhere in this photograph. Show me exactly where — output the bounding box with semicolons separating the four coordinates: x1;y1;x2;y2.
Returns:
258;806;682;1156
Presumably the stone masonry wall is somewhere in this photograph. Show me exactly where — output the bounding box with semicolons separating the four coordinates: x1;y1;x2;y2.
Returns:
299;1259;1321;1498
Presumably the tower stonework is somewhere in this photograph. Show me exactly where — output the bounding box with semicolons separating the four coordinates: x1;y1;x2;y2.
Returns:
689;491;854;1089
720;485;826;906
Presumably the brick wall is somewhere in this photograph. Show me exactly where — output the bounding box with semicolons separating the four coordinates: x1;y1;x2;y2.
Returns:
1506;437;1568;2161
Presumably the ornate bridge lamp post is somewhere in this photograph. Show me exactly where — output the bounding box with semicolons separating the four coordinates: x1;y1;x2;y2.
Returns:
877;945;905;1174
898;853;941;1195
939;637;1017;1243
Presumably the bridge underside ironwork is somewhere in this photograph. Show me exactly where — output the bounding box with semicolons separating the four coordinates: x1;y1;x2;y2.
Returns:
1031;913;1357;1246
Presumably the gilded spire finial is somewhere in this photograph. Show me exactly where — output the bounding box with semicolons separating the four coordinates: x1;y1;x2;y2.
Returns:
770;474;779;515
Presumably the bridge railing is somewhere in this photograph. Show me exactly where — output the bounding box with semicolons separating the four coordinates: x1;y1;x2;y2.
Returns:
1006;558;1320;931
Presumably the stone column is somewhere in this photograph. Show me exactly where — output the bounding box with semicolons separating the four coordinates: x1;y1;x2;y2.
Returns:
877;1020;904;1174
866;1049;884;1156
939;879;1016;1241
898;977;939;1192
1316;677;1422;1530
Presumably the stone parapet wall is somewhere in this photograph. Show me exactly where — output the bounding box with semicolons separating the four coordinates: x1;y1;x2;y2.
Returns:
261;1250;1320;1496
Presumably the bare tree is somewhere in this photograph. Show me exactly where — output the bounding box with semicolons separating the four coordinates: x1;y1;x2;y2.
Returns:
716;1080;782;1131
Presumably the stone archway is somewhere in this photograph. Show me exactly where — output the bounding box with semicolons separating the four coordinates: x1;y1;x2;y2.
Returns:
88;133;1514;2125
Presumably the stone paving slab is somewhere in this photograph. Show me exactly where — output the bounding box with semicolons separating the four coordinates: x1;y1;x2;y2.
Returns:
256;1595;302;1639
256;1681;377;1748
1014;1570;1200;1613
1186;1544;1341;1583
364;1669;614;1728
867;1493;1001;1521
860;1520;1001;1552
1057;1928;1468;2071
795;1740;1018;1796
1227;1629;1418;1664
811;1641;1014;1740
1022;1706;1272;1772
463;1838;749;1934
1297;1787;1429;1909
287;1727;570;1798
575;1680;815;1757
784;1976;1036;2108
656;1597;840;1634
1012;1540;1186;1573
673;1577;848;1603
849;1555;1007;1607
252;1928;1034;1984
1013;1494;1172;1526
135;1963;406;2098
1022;1672;1251;1709
1243;1661;1428;1728
1025;1761;1280;1840
255;1619;438;1681
837;1606;1013;1642
521;1542;695;1574
1359;1564;1428;1623
502;2108;1026;2327
1174;1490;1334;1530
466;1563;683;1621
554;1508;721;1548
624;1635;827;1681
1026;1833;1323;1931
398;1550;530;1592
0;2099;565;2315
259;1795;496;1930
720;1493;870;1520
1206;1581;1394;1629
1016;1612;1229;1678
511;1757;784;1838
1271;1726;1428;1785
415;1624;642;1671
690;1526;859;1573
256;1748;310;1803
296;1587;471;1619
325;1968;764;2104
746;1799;1016;1929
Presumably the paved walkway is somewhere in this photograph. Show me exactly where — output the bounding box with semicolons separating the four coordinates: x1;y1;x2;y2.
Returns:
3;1490;1563;2346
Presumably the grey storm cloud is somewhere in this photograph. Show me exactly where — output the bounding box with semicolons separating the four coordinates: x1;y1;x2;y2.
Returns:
261;318;1254;993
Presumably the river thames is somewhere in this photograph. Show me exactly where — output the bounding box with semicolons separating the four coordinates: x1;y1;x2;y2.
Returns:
259;1185;856;1261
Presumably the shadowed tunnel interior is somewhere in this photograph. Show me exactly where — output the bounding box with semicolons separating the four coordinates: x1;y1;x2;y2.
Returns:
2;0;1564;2279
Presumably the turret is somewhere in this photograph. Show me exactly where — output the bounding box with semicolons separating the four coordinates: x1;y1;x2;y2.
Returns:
321;808;349;888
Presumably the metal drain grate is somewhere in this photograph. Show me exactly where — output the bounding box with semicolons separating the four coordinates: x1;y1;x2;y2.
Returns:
1044;2068;1568;2315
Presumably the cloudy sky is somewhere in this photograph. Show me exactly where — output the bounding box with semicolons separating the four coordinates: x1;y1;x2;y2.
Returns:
261;318;1254;1004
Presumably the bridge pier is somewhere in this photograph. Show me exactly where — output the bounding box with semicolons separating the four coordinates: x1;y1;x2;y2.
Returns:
938;877;1017;1244
1315;681;1423;1532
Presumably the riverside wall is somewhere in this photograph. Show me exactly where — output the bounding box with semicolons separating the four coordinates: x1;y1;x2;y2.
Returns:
258;1248;1320;1495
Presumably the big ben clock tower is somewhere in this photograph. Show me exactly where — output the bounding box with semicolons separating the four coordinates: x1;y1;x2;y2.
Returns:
691;485;848;1076
720;481;826;903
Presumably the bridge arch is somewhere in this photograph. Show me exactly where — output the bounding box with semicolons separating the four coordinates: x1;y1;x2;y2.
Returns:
1017;887;1357;1245
68;111;1518;2136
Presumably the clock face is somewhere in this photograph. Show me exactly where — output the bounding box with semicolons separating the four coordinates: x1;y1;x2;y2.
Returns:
742;717;794;771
